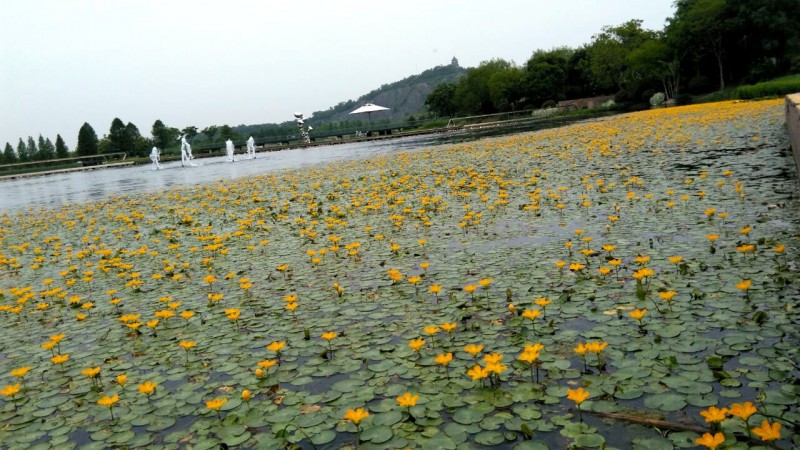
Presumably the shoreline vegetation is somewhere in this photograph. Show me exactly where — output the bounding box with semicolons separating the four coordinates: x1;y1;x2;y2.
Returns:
0;99;797;449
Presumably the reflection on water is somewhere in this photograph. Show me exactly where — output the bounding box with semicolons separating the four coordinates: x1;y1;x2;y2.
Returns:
0;118;591;213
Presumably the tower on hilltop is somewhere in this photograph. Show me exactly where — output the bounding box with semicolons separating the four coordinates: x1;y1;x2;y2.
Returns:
451;56;459;67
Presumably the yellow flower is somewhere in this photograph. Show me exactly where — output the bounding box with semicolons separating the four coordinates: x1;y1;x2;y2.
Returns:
629;309;647;321
420;262;429;270
267;341;286;353
138;381;158;395
179;341;197;351
341;407;371;428
224;308;241;321
522;309;540;320
285;302;298;311
146;319;159;328
440;322;457;333
51;354;69;364
608;259;622;267
206;397;228;411
424;325;440;335
774;244;785;253
409;338;425;352
478;278;493;288
585;341;608;354
466;364;488;380
534;298;551;308
695;432;725;449
180;310;195;320
429;284;443;294
396;392;419;408
257;359;278;369
658;291;677;302
203;275;217;284
566;387;590;404
50;333;65;343
242;390;252;402
706;234;719;242
555;261;566;269
1;383;21;398
76;313;88;321
283;293;298;303
434;353;453;366
728;402;757;420
634;255;650;264
668;255;683;264
11;367;30;378
736;279;751;291
574;343;588;356
97;394;119;407
518;349;540;364
699;406;728;423
483;353;503;365
602;244;616;252
321;331;337;341
116;374;127;386
82;367;101;378
598;267;611;276
407;276;422;285
464;343;483;356
568;263;585;272
463;284;478;293
751;420;781;441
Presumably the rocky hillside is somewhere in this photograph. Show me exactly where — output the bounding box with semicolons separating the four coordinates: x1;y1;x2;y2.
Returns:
309;61;466;123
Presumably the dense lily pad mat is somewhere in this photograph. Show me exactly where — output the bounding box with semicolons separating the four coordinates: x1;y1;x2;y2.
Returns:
0;99;797;449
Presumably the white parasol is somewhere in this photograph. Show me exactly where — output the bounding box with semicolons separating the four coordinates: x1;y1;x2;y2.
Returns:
349;103;390;129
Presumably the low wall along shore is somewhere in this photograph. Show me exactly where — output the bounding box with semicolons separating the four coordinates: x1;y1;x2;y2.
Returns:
787;93;800;178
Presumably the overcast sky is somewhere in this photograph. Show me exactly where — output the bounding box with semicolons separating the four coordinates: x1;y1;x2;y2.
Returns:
1;0;675;149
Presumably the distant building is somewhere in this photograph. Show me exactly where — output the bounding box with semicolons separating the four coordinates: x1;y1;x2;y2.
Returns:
451;57;459;67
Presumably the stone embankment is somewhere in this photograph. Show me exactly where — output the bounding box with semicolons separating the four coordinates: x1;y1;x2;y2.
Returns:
787;93;800;178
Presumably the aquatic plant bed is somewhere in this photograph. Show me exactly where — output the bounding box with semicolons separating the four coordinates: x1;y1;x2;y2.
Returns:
0;99;797;449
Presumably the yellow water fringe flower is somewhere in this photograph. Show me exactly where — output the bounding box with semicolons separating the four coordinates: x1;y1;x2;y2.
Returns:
429;284;443;294
434;352;453;366
464;343;483;357
440;322;457;333
751;420;781;441
82;367;101;378
396;392;419;408
668;255;683;264
522;309;541;320
206;397;228;411
736;279;751;291
467;364;489;380
344;407;369;424
1;384;21;398
629;308;647;321
266;341;286;353
695;432;725;449
728;402;757;420
179;341;197;351
116;374;127;386
97;394;119;407
51;354;69;364
138;381;158;396
242;389;252;402
700;406;728;423
566;387;590;404
409;338;425;352
10;367;30;378
658;291;677;302
321;331;337;341
423;326;440;335
257;359;278;369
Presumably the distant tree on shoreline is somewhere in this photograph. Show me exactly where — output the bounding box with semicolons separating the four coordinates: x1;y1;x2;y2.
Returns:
77;122;99;156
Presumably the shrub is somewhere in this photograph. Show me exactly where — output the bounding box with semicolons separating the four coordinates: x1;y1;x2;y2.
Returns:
649;92;666;106
736;76;800;100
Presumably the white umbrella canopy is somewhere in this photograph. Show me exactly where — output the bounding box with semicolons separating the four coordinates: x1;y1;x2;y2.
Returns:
349;103;389;114
349;103;390;130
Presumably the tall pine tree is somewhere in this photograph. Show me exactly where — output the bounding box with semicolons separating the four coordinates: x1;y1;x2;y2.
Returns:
3;142;17;164
55;134;69;158
17;138;29;162
76;122;99;156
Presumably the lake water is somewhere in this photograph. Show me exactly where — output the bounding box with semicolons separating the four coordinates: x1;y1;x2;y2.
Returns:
0;117;593;214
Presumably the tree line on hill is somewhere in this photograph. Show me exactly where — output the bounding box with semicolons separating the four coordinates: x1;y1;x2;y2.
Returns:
3;0;797;164
424;0;799;118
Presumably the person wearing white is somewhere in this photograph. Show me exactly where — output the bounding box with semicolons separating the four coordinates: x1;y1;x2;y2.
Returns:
180;135;197;167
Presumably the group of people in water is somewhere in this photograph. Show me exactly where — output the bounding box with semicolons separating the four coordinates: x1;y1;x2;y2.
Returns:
149;135;257;170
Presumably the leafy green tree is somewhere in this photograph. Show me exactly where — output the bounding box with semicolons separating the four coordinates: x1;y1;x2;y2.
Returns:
488;66;526;111
201;125;218;142
55;134;69;158
424;82;458;118
151;120;179;149
524;48;572;107
77;122;99;156
668;0;728;91
38;134;55;160
181;126;199;141
219;125;237;140
564;47;596;99
454;59;515;115
16;138;29;162
107;118;127;153
3;142;17;164
587;20;660;98
27;136;39;161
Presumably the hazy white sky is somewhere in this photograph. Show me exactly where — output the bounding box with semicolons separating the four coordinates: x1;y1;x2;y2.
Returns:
1;0;675;149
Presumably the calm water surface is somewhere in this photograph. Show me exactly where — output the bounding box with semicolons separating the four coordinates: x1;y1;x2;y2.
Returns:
0;132;482;214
